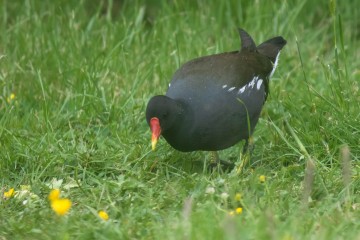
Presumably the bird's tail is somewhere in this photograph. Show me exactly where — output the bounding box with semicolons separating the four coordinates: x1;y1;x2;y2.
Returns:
257;37;287;63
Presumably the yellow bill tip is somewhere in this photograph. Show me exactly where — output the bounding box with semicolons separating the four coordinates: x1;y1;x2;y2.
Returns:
151;138;158;151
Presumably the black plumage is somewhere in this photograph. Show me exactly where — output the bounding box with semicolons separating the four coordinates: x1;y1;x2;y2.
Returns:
146;29;286;152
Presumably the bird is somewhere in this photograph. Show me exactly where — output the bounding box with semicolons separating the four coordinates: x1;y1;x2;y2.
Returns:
146;28;286;168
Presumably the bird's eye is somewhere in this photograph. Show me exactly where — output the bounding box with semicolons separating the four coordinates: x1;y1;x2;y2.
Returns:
162;113;168;119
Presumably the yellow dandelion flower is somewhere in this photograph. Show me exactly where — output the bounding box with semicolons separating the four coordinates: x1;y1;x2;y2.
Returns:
6;93;15;103
4;188;15;199
229;211;235;216
51;198;72;216
48;189;60;201
235;193;242;201
98;210;109;221
236;207;243;214
259;175;266;183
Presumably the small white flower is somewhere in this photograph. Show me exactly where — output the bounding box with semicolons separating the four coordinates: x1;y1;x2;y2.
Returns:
22;200;28;205
221;192;229;200
205;187;215;195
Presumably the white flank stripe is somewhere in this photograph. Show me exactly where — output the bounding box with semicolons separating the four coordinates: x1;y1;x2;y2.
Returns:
270;52;280;78
238;86;246;94
256;79;263;90
249;76;257;88
222;84;227;89
228;87;236;92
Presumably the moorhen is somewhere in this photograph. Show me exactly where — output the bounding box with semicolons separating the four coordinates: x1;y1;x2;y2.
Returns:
146;29;286;167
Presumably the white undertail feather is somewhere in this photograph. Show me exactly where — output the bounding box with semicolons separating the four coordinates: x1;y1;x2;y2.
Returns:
256;79;263;90
269;52;281;78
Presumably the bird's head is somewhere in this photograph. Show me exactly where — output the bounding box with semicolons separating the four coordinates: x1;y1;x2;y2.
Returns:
145;95;183;151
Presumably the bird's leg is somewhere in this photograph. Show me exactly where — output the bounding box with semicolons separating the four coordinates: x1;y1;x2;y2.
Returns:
237;137;254;174
209;151;220;165
209;151;235;171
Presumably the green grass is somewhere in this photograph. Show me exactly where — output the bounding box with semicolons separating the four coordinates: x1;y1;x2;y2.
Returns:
0;0;359;239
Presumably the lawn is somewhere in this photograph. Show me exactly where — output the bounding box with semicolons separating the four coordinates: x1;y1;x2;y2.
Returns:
0;0;359;239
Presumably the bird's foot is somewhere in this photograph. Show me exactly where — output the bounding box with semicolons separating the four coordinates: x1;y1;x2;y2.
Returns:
236;137;255;174
242;137;255;155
